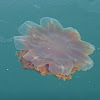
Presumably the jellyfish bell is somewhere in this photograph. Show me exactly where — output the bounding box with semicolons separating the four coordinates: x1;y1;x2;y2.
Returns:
14;17;95;80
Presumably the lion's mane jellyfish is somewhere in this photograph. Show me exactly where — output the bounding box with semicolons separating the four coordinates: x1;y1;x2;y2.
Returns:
14;17;95;80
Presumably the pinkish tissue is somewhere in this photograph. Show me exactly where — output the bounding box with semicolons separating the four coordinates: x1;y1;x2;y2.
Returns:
14;17;95;75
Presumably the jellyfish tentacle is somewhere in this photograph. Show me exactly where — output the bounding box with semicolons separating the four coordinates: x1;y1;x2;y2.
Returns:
40;17;63;32
23;49;35;61
63;27;81;40
18;21;45;35
14;36;28;50
68;40;95;55
49;61;74;76
63;62;74;75
78;56;94;71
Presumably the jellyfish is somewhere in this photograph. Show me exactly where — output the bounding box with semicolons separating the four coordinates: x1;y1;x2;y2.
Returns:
14;17;95;80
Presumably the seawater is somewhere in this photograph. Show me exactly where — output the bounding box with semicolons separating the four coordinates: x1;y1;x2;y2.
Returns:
0;0;100;100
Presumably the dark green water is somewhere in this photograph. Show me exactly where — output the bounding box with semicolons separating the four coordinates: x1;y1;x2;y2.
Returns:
0;0;100;100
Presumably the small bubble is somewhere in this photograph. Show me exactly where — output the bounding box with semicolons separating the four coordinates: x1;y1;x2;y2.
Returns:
48;48;50;49
75;59;77;62
34;56;39;59
7;69;9;70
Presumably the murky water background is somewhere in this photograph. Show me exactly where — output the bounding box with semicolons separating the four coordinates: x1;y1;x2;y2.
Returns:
0;0;100;100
